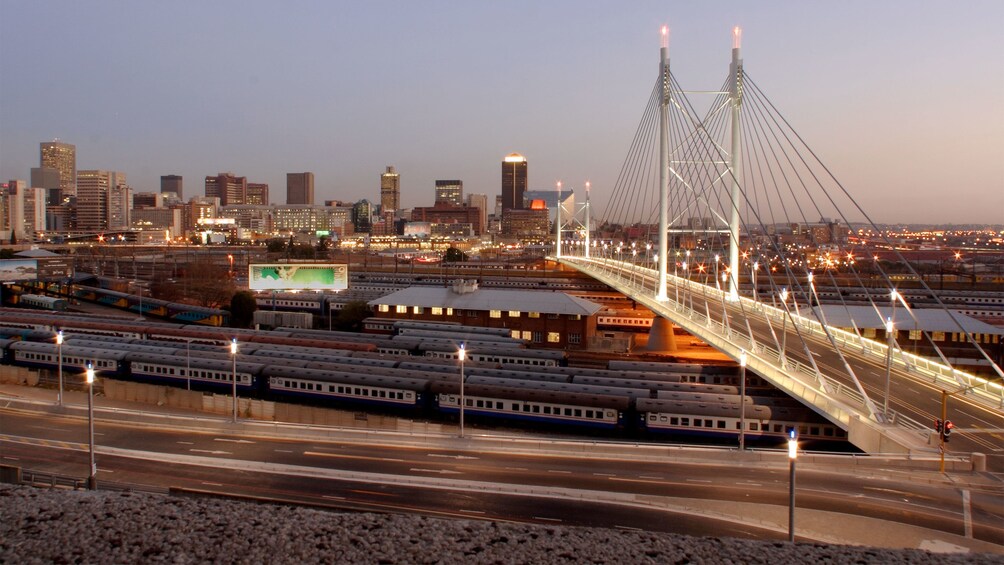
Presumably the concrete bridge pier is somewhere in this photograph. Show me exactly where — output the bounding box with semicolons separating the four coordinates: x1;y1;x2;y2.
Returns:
645;317;678;353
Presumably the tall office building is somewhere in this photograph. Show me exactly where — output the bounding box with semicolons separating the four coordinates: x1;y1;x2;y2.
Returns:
205;173;247;206
76;170;121;231
380;166;400;214
286;172;314;205
40;141;76;200
434;180;463;206
161;175;183;200
108;179;132;231
246;183;269;205
466;193;488;235
501;153;527;211
30;167;61;206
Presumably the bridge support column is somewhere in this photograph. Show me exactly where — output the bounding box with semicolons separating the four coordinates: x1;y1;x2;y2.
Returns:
656;26;670;302
727;27;743;302
645;317;677;353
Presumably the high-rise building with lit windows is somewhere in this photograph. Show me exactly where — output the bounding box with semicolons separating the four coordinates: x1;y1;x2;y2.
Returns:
40;141;76;200
501;153;527;211
380;166;400;214
434;180;463;206
286;172;314;205
205;173;247;206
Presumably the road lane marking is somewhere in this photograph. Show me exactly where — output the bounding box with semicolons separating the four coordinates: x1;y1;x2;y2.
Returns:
304;451;404;463
176;441;194;445
428;454;479;460
2;456;19;461
639;475;663;480
409;468;462;475
736;482;762;487
274;449;293;453
534;517;562;523
686;479;712;483
548;470;572;474
322;495;345;501
504;467;528;471
460;510;486;515
201;482;223;487
189;449;232;455
614;526;643;531
593;473;616;477
349;489;396;498
214;438;255;444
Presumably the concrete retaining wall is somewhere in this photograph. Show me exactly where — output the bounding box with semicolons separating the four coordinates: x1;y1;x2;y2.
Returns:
0;365;39;386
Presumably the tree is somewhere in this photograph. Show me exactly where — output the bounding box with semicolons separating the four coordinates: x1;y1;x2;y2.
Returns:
444;247;467;262
334;300;372;332
0;248;14;259
182;257;235;308
229;290;257;328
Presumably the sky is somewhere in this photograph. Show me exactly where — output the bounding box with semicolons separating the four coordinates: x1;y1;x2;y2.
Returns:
1;1;1002;225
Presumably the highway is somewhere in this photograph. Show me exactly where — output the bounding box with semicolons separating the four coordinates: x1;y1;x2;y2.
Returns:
1;403;1001;546
570;259;1004;471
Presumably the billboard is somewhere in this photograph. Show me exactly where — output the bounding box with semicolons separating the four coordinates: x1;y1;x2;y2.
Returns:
0;259;38;282
249;263;348;291
37;258;74;281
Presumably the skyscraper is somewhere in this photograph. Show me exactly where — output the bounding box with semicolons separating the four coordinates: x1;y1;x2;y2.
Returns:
286;172;314;205
380;166;400;214
30;167;61;206
501;153;527;211
466;193;488;235
77;170;128;231
161;175;183;200
40;141;76;200
205;173;247;206
435;180;463;206
246;183;269;205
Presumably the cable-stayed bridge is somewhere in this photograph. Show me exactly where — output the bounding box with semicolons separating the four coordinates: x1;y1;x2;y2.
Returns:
554;28;1003;461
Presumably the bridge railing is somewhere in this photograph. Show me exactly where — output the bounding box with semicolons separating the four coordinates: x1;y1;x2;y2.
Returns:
561;252;1004;411
562;255;937;434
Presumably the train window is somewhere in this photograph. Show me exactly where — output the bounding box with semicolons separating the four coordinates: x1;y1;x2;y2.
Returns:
705;420;713;428
774;424;783;433
717;420;726;429
823;428;834;437
496;402;503;409
476;400;484;408
397;392;404;399
512;403;519;411
573;409;581;417
465;399;473;407
586;410;594;418
532;406;539;413
798;425;808;435
564;408;572;416
680;418;689;426
694;419;702;427
544;406;552;414
750;423;759;431
522;405;530;412
836;429;846;438
810;426;820;436
354;388;361;395
547;332;560;343
329;385;335;392
668;417;676;424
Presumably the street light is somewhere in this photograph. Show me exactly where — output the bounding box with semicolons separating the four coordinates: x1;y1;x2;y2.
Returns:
779;288;789;368
230;338;238;423
739;350;747;451
458;343;466;438
883;316;895;418
56;330;64;407
85;362;97;490
752;261;759;301
787;428;798;542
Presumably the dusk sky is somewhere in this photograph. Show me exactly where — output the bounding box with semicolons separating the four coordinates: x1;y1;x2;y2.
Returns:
1;1;1001;224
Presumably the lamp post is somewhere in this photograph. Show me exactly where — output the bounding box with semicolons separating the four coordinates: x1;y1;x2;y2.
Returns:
883;316;895;418
739;350;747;451
787;429;798;542
230;338;238;423
751;261;759;301
458;343;466;438
85;363;97;490
56;330;64;407
779;288;789;368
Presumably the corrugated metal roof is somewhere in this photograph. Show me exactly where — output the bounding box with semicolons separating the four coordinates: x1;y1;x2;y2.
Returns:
812;305;1004;335
368;286;602;316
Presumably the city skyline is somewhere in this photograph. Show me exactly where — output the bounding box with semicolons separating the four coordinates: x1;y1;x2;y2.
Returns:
1;1;1002;224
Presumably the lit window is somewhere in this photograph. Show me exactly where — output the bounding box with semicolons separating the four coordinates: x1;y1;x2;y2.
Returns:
432;307;443;316
396;305;407;313
446;308;454;316
378;305;389;313
490;310;502;318
511;330;521;339
547;332;560;343
509;311;521;318
528;312;540;318
521;331;531;340
413;306;423;314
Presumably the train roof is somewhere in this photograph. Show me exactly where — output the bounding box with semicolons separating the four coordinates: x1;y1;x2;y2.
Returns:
464;376;649;398
367;287;603;316
431;381;631;410
262;365;430;391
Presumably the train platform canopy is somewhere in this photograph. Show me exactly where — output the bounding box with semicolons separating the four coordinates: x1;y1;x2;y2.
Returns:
811;305;1004;335
368;285;603;317
14;249;60;258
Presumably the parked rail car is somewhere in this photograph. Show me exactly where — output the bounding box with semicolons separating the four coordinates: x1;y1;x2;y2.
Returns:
464;375;652;399
262;365;429;412
420;341;567;366
9;341;126;375
125;352;261;393
431;381;629;431
16;294;68;312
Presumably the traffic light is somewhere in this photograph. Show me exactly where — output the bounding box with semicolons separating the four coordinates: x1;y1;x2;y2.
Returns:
942;420;954;443
934;419;943;433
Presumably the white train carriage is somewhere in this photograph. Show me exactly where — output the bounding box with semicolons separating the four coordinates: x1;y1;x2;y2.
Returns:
637;398;846;441
125;352;260;392
9;341;126;374
263;365;428;410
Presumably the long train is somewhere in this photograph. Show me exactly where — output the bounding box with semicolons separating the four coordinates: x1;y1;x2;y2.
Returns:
0;329;846;446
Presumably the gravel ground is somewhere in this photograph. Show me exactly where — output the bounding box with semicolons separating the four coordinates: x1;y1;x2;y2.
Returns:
0;484;996;564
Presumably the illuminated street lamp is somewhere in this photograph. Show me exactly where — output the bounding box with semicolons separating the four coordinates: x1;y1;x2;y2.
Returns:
739;350;748;451
458;343;466;438
883;316;895;418
85;363;97;490
787;429;798;542
56;330;64;407
230;338;238;423
779;288;789;368
751;261;759;301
